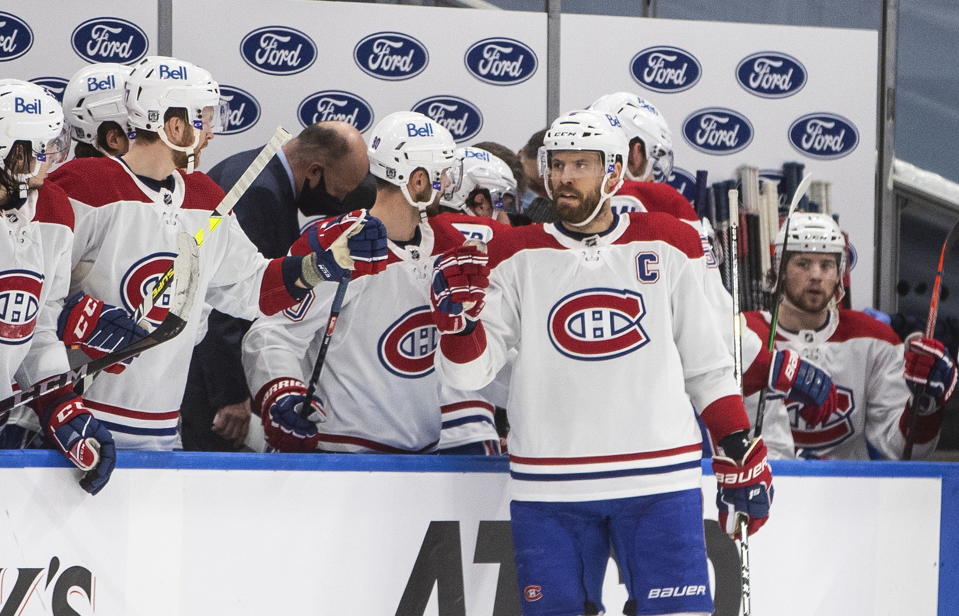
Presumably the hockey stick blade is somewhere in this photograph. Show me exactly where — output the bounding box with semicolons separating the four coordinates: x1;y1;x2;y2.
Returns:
132;126;293;324
1;233;200;415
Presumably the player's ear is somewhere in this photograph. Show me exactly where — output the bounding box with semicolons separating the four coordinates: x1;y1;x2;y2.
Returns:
605;159;624;192
407;167;428;193
306;162;323;185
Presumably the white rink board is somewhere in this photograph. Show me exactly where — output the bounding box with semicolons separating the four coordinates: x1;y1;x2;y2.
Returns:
561;14;878;309
0;458;940;616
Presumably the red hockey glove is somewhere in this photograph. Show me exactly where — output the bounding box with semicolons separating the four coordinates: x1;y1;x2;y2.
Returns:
769;349;838;427
39;390;116;495
256;378;325;453
430;243;489;335
713;437;773;539
306;209;388;282
57;292;150;374
904;334;958;413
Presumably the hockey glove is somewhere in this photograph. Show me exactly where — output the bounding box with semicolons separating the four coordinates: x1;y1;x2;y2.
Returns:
304;209;388;284
713;437;773;539
904;334;958;414
430;243;489;335
39;390;116;495
769;349;838;427
58;292;150;374
256;378;325;453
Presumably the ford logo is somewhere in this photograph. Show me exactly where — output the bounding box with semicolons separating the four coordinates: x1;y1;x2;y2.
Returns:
682;108;754;155
71;17;149;64
629;45;701;93
666;167;697;204
297;90;374;133
464;37;537;86
411;95;483;143
217;85;261;135
736;51;807;99
788;112;859;160
28;77;68;103
354;31;429;81
0;12;33;62
240;26;317;76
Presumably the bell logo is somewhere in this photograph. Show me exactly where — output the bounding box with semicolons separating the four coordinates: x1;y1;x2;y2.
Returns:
406;122;434;137
14;97;40;114
86;74;116;91
158;64;187;80
524;585;544;601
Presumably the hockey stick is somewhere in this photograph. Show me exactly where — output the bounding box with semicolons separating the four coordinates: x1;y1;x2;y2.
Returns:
132;126;293;325
903;216;959;459
754;174;812;435
299;273;351;418
0;233;200;415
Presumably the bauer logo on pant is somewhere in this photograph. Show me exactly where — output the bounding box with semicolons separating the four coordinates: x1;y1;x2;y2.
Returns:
736;51;807;98
629;45;701;93
0;270;43;345
240;26;317;76
377;306;437;378
120;253;176;327
354;32;429;81
297;90;374;133
547;288;650;361
788;113;860;160
217;85;261;135
682;108;754;155
71;18;149;65
411;96;483;143
28;77;67;103
0;12;34;62
464;37;538;86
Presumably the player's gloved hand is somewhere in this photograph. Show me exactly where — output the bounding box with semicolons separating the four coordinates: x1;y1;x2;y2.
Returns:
39;389;116;495
305;209;388;283
713;435;773;539
769;349;838;427
256;378;325;453
904;333;958;414
430;243;489;335
57;292;150;374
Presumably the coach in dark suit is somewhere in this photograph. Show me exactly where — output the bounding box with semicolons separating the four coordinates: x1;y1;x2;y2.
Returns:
181;121;374;450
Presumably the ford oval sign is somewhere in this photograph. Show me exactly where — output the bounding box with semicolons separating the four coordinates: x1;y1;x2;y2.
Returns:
217;85;261;135
0;12;33;62
354;31;429;81
297;90;374;133
736;51;807;99
240;26;317;76
411;95;483;143
71;17;149;65
629;45;701;93
682;108;754;155
788;112;859;160
464;37;537;85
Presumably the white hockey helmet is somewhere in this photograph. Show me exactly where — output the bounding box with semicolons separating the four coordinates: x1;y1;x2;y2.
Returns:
774;212;847;300
440;147;518;215
62;63;132;147
125;55;226;172
0;79;69;198
588;91;673;182
539;109;627;227
367;111;456;211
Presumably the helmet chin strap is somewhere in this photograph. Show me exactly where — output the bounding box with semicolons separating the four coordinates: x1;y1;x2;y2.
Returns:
400;183;439;222
158;126;201;174
565;172;624;228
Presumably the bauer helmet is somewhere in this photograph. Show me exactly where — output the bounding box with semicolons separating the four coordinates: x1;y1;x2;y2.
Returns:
588;91;673;183
0;79;69;200
125;55;226;172
62;63;132;147
440;146;518;215
539;109;627;227
367;111;456;211
773;212;847;300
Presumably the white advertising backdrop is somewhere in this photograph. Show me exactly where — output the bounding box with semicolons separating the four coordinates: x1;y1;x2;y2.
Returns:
170;0;547;173
561;14;878;309
0;461;940;616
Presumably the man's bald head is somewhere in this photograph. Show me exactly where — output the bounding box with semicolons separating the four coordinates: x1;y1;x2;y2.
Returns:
285;121;369;200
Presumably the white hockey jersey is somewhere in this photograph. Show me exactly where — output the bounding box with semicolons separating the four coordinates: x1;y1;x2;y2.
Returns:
436;211;747;502
243;213;500;453
49;157;298;450
742;308;923;460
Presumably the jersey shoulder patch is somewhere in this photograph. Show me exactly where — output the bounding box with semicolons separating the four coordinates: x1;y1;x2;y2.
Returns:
33;182;75;230
48;157;149;207
619;211;703;259
618;181;697;221
830;310;902;345
179;170;227;212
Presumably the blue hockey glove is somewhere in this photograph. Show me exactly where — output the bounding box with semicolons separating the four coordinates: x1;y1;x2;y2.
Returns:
769;349;838;427
58;292;150;374
256;378;326;452
904;334;958;413
713;437;773;539
41;391;116;495
306;209;388;283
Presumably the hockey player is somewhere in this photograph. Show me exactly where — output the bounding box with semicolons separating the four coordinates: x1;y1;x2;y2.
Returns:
431;109;774;616
243;111;502;455
61;63;132;158
439;146;517;220
48;56;387;450
0;80;117;494
743;213;957;460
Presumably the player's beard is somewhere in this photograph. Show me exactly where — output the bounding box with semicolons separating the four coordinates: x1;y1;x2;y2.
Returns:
784;278;837;314
552;182;602;226
170;125;209;170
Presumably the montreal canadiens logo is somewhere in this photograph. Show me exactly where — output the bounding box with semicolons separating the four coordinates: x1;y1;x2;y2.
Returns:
218;85;261;135
735;51;807;98
240;26;317;76
120;253;175;327
354;31;429;81
547;288;650;361
0;12;34;62
629;45;701;93
377;306;437;378
71;17;149;64
0;270;43;345
464;37;538;85
297;90;374;132
682;108;753;155
523;585;543;602
788;112;859;160
666;167;697;204
411;95;483;143
28;77;68;103
788;386;855;450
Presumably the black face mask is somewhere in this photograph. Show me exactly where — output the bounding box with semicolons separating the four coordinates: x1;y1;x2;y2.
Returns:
296;173;345;217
